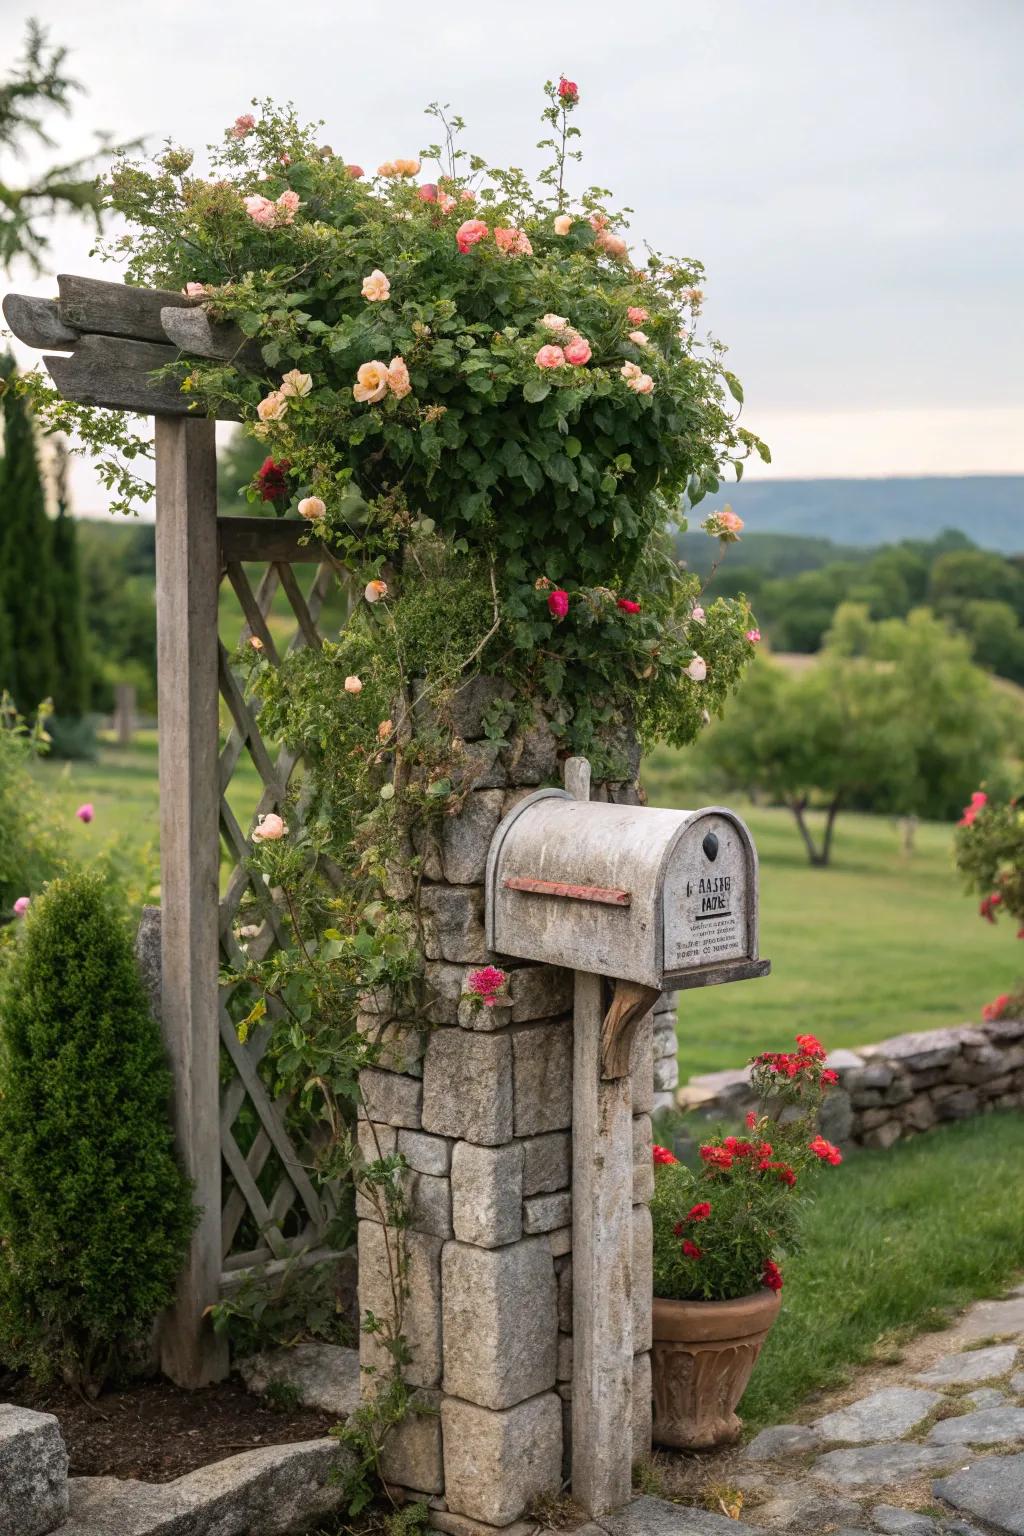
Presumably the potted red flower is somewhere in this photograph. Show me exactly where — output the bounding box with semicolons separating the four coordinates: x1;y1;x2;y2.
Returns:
650;1035;841;1449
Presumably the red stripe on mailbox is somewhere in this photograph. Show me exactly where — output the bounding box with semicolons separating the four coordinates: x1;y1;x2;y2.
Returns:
503;876;631;907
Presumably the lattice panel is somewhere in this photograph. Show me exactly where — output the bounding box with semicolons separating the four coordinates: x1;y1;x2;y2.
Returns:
215;520;349;1280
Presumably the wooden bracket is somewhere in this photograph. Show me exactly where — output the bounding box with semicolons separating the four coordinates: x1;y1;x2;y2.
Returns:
600;977;661;1080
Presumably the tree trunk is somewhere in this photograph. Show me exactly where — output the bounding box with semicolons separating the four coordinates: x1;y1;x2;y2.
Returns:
819;796;842;868
789;798;826;867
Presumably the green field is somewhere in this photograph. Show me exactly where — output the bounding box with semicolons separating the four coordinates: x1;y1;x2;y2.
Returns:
28;737;1011;1082
645;746;1010;1078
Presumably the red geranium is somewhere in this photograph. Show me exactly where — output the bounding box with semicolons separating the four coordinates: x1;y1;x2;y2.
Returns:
762;1260;783;1292
980;892;1003;923
256;456;291;503
982;993;1012;1022
795;1033;826;1059
681;1239;702;1260
617;598;641;614
652;1144;678;1166
808;1134;843;1166
699;1145;734;1170
687;1202;712;1222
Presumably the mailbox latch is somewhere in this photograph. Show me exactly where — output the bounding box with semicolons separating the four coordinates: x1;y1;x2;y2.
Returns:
502;876;631;907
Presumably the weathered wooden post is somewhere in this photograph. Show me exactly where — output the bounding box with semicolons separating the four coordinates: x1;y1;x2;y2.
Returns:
485;758;768;1516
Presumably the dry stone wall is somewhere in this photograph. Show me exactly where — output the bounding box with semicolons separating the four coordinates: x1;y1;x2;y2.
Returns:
677;1017;1024;1148
357;705;664;1529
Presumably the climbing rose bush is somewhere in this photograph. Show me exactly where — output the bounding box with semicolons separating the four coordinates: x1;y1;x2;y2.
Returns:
651;1035;841;1302
954;789;1024;1021
89;80;766;759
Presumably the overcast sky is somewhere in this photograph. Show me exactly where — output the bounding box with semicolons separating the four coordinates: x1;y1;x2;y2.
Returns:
4;0;1023;512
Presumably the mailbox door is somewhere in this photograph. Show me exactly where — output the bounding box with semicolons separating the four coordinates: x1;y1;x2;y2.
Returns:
661;811;755;978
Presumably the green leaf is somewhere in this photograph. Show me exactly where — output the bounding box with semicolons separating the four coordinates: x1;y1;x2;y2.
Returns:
523;378;551;404
723;371;744;404
564;436;582;458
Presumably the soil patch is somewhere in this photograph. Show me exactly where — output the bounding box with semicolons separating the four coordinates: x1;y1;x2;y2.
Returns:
0;1370;337;1482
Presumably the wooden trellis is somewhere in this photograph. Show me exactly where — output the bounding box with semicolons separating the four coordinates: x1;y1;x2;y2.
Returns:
3;276;348;1385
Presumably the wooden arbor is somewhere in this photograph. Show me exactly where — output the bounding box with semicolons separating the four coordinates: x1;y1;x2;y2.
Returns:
2;276;348;1386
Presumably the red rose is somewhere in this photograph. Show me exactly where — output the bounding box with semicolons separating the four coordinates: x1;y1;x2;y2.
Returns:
821;1068;839;1086
548;588;570;620
982;993;1012;1022
795;1033;826;1059
256;456;291;503
652;1144;678;1165
762;1260;783;1292
617;598;641;614
980;892;1003;923
681;1239;702;1260
699;1145;734;1170
808;1134;843;1166
558;76;579;104
687;1202;711;1222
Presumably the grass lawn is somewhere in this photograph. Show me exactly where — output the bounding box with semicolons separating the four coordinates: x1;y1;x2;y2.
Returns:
644;745;1010;1078
739;1112;1024;1432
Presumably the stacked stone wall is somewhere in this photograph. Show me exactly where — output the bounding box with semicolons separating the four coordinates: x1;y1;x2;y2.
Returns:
677;1017;1024;1148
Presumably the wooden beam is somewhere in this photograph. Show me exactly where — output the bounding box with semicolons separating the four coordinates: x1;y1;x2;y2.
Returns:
161;306;264;369
217;516;327;566
154;416;229;1387
57;273;191;342
43;334;240;419
2;293;78;350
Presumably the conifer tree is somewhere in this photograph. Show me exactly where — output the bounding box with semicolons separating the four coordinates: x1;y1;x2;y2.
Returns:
49;439;89;718
0;355;56;713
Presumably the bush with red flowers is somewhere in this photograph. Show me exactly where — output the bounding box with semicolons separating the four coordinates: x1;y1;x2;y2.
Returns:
954;789;1024;1022
651;1035;841;1302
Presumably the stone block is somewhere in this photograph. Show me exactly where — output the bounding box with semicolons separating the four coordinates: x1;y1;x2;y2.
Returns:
408;1172;453;1239
134;905;162;1020
883;1075;912;1106
861;1120;901;1150
422;1029;514;1145
651;1090;675;1117
652;1019;677;1060
508;965;574;1024
521;1132;571;1196
358;1018;426;1076
901;1094;937;1133
451;1141;524;1247
810;1442;961;1488
523;1191;571;1234
936;1086;979;1120
818;1087;853;1144
546;1225;572;1257
676;1067;753;1112
653;1055;679;1092
456;737;508;790
439;790;505;885
379;1389;443;1494
633;1114;654;1205
813;1387;941;1445
0;1405;68;1536
359;1069;422;1130
630;1013;654;1115
862;1027;985;1070
633;1204;653;1353
934;1450;1024;1533
357;1119;398;1164
240;1344;360;1418
442;1239;558;1409
512;1021;573;1136
633;1351;652;1465
915;1343;1018;1385
500;720;558;785
435;675;515;742
422;963;467;1025
556;1257;572;1332
398;1129;453;1177
359;1222;442;1388
441;1393;562;1527
419;885;486;963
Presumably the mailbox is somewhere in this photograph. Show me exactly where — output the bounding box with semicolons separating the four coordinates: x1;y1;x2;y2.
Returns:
485;789;769;992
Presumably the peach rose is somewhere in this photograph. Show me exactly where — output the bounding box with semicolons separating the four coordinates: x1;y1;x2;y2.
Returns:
344;675;363;694
184;282;210;298
627;307;649;323
364;579;389;603
256;390;288;422
494;226;533;256
244;194;277;227
627;372;654;395
280;369;312;397
231;113;256;139
686;657;707;682
456;218;489;253
252;812;288;842
248;635;264;650
541;313;569;331
553;214;573;235
377;161;397;177
620;362;642;381
387;356;412;398
719;508;744;535
628;331;649;346
298;496;326;520
276;189;300;223
563;337;592;366
596;229;628;259
394;158;420;176
353;361;390;403
535;344;566;369
377;719;393;741
361;269;391;302
438;191;456;213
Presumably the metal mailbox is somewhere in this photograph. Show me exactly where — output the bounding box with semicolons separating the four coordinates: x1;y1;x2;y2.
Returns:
485;789;770;992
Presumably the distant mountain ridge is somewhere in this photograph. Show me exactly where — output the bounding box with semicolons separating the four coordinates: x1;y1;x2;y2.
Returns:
703;476;1023;553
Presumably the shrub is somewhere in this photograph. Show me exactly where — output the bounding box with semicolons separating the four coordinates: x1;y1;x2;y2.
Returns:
0;692;63;918
651;1035;840;1302
0;873;195;1392
953;787;1024;1020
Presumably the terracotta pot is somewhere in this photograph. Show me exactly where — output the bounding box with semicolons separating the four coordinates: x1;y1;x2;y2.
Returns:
651;1287;781;1449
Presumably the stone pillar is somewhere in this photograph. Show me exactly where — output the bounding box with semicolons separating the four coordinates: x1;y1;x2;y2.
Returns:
357;705;662;1528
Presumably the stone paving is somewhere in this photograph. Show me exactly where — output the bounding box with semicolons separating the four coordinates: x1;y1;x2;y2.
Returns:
636;1281;1024;1536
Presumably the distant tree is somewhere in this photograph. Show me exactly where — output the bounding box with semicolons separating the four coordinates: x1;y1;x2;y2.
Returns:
705;605;1010;865
959;599;1024;685
928;550;1024;624
77;524;157;713
0;355;56;713
48;438;89;717
0;21;136;274
757;565;857;651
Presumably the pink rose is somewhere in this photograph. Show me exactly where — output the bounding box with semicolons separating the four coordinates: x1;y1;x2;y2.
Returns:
365;579;389;603
596;229;628;260
244;194;277;227
353;361;390;403
456;218;489;253
494;226;533;256
438;191;456;213
387;356;412;398
361;269;391;302
627;372;654;395
344;676;363;694
541;313;569;331
690;606;706;624
628;331;649;346
13;896;30;916
252;812;288;842
231;114;256;139
534;344;566;369
719;508;743;534
298;497;326;520
548;589;570;620
418;183;439;202
627;307;649;323
347;164;364;179
76;803;94;823
563;337;592;366
746;628;762;643
276;189;300;224
460;189;476;203
553;214;573;235
686;656;707;682
558;77;579;104
184;282;209;298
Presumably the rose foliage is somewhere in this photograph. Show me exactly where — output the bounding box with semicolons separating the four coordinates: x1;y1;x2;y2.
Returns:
954;788;1024;1021
652;1035;841;1302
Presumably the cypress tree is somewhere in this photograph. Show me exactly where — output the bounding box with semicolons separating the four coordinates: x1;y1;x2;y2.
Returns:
0;874;196;1391
48;439;89;718
0;355;57;714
